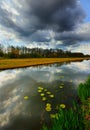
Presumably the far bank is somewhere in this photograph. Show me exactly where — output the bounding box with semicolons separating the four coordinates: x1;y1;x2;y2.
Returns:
0;57;90;70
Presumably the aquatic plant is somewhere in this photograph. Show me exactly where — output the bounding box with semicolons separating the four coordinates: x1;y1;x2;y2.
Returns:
43;103;84;130
50;114;56;119
61;83;64;85
60;104;66;109
78;77;90;101
50;113;59;119
24;96;29;100
38;89;42;93
45;103;52;112
49;94;54;98
46;103;51;107
42;97;47;101
60;76;64;78
38;87;44;90
43;77;90;130
46;91;51;95
40;93;45;96
44;89;47;92
45;107;52;112
59;86;63;89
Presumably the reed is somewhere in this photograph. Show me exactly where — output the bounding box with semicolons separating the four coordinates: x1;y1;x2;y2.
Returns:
78;77;90;101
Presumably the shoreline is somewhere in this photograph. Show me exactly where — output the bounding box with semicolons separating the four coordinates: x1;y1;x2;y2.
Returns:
0;57;90;70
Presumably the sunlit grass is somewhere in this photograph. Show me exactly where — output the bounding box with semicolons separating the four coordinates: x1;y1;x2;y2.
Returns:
0;58;88;70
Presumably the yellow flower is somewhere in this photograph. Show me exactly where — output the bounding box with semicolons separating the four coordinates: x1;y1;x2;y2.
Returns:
24;96;29;100
60;104;66;109
40;93;45;96
49;94;54;98
42;97;47;101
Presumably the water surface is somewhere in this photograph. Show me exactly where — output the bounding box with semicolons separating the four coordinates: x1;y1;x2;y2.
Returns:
0;60;90;130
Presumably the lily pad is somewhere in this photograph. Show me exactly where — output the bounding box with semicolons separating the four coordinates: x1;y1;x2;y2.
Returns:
42;97;47;101
38;87;44;90
24;96;29;100
46;103;51;107
49;94;54;98
38;90;42;93
40;93;45;96
59;86;63;89
46;91;51;94
45;106;52;112
60;104;66;109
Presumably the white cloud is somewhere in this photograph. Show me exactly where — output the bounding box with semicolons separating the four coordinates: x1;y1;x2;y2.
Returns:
1;1;19;16
0;69;22;87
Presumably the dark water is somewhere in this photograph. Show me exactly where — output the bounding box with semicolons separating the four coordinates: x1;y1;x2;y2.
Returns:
0;60;90;130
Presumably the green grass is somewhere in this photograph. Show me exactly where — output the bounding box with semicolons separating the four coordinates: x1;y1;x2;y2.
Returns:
42;76;90;130
78;77;90;101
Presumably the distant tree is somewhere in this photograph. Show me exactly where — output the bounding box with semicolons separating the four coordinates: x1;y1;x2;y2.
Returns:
0;44;4;57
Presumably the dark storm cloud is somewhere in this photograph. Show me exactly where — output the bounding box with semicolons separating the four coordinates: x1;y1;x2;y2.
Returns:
0;0;86;41
55;22;90;45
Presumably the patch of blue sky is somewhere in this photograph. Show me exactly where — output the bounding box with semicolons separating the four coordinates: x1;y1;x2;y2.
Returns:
80;0;90;22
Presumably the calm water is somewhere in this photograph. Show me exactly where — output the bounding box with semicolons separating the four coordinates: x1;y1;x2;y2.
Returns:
0;60;90;130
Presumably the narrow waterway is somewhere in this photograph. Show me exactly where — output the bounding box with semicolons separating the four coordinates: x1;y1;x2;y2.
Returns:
0;60;90;130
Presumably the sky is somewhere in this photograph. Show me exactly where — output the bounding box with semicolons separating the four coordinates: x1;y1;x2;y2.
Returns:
0;0;90;54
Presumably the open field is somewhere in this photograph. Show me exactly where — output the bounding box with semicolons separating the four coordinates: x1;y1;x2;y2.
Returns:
0;57;90;70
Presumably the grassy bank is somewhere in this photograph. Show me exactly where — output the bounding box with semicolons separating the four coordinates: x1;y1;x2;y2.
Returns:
43;77;90;130
0;57;89;70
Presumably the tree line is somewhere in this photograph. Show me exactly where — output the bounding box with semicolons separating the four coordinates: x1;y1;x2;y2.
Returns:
0;44;89;58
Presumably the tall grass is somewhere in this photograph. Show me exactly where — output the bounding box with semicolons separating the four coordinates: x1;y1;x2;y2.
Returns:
78;77;90;101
